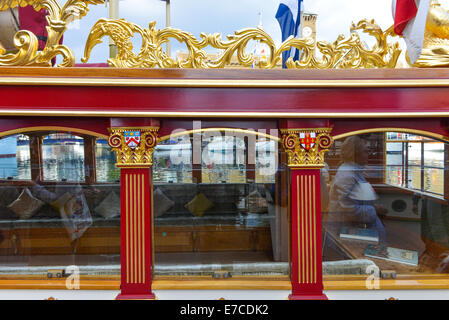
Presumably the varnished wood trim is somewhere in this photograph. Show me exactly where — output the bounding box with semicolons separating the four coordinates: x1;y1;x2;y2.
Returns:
2;67;449;81
323;279;449;290
1;277;449;290
0;279;120;290
151;280;292;290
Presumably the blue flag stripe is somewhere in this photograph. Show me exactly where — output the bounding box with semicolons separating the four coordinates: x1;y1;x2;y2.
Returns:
275;0;303;68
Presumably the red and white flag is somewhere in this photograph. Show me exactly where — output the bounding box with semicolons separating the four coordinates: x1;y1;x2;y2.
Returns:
392;0;430;64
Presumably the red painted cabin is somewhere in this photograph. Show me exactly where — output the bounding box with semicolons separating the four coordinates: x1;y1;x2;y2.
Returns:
0;67;448;299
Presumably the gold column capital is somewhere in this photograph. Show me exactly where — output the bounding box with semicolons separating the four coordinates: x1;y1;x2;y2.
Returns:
280;128;333;168
108;126;159;168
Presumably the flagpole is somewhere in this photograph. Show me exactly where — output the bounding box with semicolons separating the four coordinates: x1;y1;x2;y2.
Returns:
166;0;171;57
109;0;119;58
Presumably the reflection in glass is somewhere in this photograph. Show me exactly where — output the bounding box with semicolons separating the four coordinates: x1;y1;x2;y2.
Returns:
424;168;444;195
202;135;246;184
153;137;193;184
0;134;30;180
323;132;449;279
255;140;276;183
407;166;422;191
95;139;120;182
42;133;85;182
408;142;422;166
153;131;288;277
0;133;121;277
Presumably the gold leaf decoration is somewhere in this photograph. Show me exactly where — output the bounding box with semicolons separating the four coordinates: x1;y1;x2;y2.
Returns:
108;127;159;168
280;128;333;167
0;0;103;67
82;18;400;69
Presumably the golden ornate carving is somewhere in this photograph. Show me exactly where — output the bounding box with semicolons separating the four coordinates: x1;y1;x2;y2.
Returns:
82;18;400;69
0;0;103;67
108;127;159;167
411;0;449;67
281;128;333;167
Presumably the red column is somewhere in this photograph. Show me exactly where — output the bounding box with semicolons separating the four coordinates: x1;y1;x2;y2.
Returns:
117;168;155;300
289;168;326;300
280;124;333;300
108;123;159;300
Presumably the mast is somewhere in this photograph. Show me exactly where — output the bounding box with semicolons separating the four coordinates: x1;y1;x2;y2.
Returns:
109;0;119;58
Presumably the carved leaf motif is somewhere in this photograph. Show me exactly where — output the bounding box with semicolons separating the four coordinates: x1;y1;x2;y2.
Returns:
0;0;104;67
0;0;44;11
82;18;400;69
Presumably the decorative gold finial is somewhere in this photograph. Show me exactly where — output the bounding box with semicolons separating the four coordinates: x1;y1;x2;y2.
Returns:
281;128;333;167
108;127;159;167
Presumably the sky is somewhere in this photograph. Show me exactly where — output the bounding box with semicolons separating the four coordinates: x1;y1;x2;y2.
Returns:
61;0;449;65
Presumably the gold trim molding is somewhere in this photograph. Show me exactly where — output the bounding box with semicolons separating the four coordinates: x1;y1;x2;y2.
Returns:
333;128;449;143
0;110;449;119
4;77;449;88
281;128;333;167
0;126;107;139
108;126;159;167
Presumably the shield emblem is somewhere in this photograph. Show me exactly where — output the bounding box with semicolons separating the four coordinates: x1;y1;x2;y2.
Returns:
124;131;141;149
300;132;316;151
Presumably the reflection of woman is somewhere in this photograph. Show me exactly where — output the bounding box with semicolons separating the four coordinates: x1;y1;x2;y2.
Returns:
328;136;387;245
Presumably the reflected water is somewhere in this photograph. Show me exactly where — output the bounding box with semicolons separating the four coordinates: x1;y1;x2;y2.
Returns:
0;135;120;182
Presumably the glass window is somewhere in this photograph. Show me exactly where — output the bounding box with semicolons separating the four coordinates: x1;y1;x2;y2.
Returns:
42;133;85;182
95;138;120;183
0;134;31;180
0;132;120;278
153;129;288;277
255;139;277;183
201;134;246;184
386;133;445;196
323;132;449;281
153;136;193;184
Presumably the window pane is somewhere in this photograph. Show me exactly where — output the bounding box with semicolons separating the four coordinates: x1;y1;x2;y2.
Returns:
95;138;120;182
407;166;422;190
424;142;444;168
42;133;85;182
154;130;288;277
202;135;246;184
255;140;277;183
407;142;422;166
153;137;192;184
386;165;404;187
386;142;403;166
323;132;449;280
0;133;121;277
423;168;444;195
0;134;30;180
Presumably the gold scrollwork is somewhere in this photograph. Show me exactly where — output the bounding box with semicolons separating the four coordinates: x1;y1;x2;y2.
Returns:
0;0;103;67
108;127;159;167
281;128;333;167
82;18;400;69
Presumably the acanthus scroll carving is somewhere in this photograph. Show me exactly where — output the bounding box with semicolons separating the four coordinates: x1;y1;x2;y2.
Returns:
108;127;159;167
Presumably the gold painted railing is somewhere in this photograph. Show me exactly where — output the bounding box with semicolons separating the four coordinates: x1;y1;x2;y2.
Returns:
0;0;401;68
